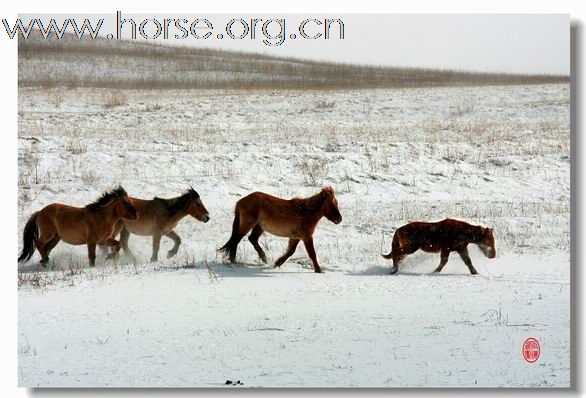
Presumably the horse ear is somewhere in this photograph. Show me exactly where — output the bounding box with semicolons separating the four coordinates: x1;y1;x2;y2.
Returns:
188;185;199;198
116;185;127;196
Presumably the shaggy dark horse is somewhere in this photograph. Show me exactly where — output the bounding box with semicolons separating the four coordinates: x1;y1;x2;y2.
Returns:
18;186;138;267
219;186;342;273
382;218;496;275
108;188;210;262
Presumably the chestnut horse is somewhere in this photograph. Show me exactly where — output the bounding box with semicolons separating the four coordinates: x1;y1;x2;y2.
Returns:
382;218;496;275
218;186;342;273
108;188;210;262
18;186;138;267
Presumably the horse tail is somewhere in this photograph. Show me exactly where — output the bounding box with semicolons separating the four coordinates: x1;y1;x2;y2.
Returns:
18;212;39;263
381;229;400;259
218;206;241;262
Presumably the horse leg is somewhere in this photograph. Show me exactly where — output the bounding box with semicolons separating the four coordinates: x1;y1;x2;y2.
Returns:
390;246;418;274
390;249;406;274
87;242;97;267
100;221;123;257
104;238;122;260
98;245;110;256
274;238;300;268
390;255;401;274
228;215;257;263
224;215;257;263
164;230;181;259
248;224;267;263
35;231;57;266
458;247;478;275
387;231;417;274
43;235;61;257
151;234;162;262
302;238;321;273
434;249;451;273
118;227;135;258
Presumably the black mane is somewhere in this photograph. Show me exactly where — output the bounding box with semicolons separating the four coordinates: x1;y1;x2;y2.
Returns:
155;188;199;217
290;187;331;216
86;186;128;210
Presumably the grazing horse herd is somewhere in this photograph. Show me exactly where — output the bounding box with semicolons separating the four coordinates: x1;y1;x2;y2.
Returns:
18;185;496;275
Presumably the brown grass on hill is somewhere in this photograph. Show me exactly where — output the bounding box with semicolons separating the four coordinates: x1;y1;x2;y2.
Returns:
18;33;569;90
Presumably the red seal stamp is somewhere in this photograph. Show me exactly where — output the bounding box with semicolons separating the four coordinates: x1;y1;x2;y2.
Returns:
522;337;540;363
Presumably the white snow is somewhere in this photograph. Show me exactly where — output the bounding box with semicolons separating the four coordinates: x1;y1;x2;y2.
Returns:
17;83;570;387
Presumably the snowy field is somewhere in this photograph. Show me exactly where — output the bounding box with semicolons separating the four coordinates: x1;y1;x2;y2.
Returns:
17;84;570;387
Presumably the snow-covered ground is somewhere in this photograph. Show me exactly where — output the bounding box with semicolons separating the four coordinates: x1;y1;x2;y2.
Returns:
17;84;570;387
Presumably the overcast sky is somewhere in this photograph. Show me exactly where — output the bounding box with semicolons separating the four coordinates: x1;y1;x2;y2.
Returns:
26;13;570;75
313;14;570;75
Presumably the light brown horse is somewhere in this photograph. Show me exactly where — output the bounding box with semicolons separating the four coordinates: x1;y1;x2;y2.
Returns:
382;218;496;275
219;186;342;273
109;188;210;262
18;186;138;267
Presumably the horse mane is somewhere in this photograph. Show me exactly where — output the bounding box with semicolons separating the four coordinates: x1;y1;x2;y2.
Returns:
154;187;200;217
445;219;485;242
291;186;334;215
86;186;128;211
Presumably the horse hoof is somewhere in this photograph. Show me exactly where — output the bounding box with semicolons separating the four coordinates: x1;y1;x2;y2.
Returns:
167;251;177;259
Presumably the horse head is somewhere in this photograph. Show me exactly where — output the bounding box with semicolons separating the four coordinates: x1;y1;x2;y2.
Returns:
186;187;210;223
478;227;496;259
322;186;342;224
117;195;139;221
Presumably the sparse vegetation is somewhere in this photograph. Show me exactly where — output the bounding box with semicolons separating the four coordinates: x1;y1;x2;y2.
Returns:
65;134;87;154
50;90;64;108
18;33;569;91
102;91;128;109
449;97;476;118
315;100;336;110
297;158;329;187
18;335;37;357
81;168;100;185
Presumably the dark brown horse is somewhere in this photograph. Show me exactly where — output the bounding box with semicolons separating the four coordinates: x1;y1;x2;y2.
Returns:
109;188;210;262
18;186;138;267
219;186;342;273
382;218;496;275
